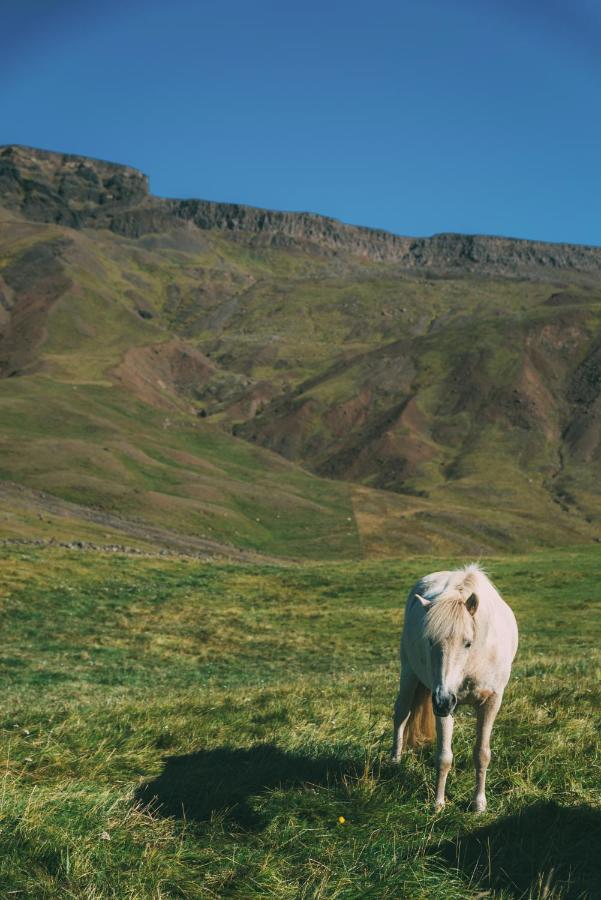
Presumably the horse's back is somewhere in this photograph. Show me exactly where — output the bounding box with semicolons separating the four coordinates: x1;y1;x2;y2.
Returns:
490;585;519;662
406;569;456;606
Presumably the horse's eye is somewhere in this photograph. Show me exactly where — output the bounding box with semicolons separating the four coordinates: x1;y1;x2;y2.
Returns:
465;640;472;649
428;638;434;647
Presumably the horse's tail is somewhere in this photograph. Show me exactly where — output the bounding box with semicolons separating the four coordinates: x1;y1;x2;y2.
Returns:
404;681;436;749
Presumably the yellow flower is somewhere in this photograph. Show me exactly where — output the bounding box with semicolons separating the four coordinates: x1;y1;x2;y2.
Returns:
338;815;346;824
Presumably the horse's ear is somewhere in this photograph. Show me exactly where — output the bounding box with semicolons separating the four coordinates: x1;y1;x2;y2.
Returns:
466;592;479;615
414;593;431;609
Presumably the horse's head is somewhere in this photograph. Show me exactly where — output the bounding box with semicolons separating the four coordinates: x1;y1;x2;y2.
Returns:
415;591;479;716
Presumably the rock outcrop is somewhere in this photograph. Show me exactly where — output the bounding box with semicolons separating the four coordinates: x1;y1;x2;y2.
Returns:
3;144;601;277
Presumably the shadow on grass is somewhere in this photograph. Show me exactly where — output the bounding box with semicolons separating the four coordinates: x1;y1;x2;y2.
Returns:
436;800;601;898
135;743;365;829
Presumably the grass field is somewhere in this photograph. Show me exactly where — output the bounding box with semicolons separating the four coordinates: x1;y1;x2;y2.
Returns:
0;545;599;898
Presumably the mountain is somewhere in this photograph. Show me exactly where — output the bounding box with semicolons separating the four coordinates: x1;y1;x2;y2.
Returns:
0;144;600;558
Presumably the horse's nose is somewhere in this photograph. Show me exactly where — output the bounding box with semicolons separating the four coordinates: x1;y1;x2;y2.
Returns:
433;687;457;717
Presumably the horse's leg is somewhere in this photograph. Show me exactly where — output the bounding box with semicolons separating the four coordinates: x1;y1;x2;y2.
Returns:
391;664;418;762
471;692;503;813
434;713;454;809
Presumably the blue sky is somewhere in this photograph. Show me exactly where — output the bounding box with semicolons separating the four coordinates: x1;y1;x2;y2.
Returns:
2;0;600;244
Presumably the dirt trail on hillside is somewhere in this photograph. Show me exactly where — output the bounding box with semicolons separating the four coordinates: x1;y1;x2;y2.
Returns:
0;481;281;563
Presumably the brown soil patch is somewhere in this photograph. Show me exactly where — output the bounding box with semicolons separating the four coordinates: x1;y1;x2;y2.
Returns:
112;339;217;411
323;388;372;435
222;381;279;421
0;237;72;377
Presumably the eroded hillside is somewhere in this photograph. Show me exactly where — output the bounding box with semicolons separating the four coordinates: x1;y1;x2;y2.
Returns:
1;144;600;557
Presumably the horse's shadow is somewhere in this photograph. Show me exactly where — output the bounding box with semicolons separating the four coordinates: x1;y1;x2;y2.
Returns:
435;799;601;898
134;743;360;829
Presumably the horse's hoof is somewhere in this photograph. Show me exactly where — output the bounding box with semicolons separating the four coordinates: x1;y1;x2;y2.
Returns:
470;799;486;814
434;800;445;812
390;753;401;764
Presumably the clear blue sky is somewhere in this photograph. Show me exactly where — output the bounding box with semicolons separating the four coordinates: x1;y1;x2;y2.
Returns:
2;0;600;244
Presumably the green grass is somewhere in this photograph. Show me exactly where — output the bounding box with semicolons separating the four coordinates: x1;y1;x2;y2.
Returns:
0;375;361;559
0;545;598;897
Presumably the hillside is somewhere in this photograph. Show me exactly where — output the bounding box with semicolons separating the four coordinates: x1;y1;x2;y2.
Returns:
1;144;600;557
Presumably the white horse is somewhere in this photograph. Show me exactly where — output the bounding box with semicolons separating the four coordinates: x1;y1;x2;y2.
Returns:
391;563;518;812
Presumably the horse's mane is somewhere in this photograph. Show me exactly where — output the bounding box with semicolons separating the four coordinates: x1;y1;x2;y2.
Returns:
424;595;472;643
423;563;487;643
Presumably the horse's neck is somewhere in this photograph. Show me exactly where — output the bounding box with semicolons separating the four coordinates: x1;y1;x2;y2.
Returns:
475;601;496;645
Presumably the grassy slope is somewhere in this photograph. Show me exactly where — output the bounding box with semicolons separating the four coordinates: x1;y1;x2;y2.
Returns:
1;214;601;557
2;371;592;559
0;375;361;560
232;287;601;528
0;222;363;559
0;545;598;898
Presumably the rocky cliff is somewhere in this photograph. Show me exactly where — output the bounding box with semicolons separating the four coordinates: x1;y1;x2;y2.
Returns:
2;144;601;277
